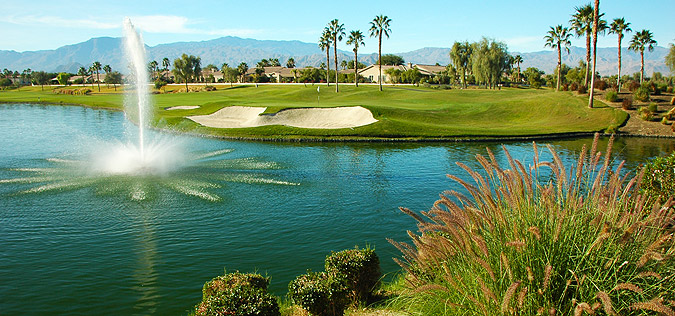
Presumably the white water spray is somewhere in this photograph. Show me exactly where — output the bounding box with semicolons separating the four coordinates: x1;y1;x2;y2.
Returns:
123;18;149;159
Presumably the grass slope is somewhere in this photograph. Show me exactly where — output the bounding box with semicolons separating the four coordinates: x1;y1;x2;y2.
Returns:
0;84;627;140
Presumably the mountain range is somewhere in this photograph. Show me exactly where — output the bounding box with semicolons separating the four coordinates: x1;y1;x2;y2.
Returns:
0;36;670;76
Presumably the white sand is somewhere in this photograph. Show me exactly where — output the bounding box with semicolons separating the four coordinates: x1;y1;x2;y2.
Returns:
166;105;200;110
187;106;378;129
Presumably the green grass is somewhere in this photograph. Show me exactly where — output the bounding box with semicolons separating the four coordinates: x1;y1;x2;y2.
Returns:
0;84;627;140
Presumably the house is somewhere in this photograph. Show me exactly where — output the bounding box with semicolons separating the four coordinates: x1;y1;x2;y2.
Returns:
358;63;447;83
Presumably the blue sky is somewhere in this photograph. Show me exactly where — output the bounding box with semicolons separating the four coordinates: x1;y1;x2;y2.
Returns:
1;0;673;54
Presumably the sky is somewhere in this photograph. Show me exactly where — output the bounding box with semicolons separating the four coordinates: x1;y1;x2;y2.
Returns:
1;0;673;54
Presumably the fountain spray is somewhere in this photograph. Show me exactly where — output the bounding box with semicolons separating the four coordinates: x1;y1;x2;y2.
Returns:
123;18;149;159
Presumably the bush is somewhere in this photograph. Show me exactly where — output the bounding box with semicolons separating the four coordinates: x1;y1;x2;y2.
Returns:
194;272;280;316
661;117;669;125
668;86;674;93
594;80;608;91
641;151;675;201
634;87;650;102
154;79;167;90
626;80;640;92
325;247;381;305
648;102;658;113
605;90;618;102
577;84;587;94
621;97;633;110
570;82;579;92
288;271;348;316
561;83;569;91
638;106;653;121
390;135;675;316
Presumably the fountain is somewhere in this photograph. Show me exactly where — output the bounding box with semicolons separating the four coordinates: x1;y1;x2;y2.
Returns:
123;18;149;160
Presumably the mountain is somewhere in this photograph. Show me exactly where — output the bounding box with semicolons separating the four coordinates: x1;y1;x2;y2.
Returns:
0;36;670;77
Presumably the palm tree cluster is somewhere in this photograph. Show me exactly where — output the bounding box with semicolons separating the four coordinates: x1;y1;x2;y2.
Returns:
318;15;391;92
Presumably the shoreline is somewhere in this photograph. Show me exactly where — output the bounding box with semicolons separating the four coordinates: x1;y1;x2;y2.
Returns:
3;101;674;142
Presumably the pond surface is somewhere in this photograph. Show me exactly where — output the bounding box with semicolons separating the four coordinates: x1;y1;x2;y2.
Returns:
1;104;673;315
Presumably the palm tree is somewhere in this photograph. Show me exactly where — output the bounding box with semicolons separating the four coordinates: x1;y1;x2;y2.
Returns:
103;64;112;88
346;30;365;87
319;29;332;86
328;19;345;92
588;0;599;109
162;57;171;71
570;4;593;87
148;60;158;81
544;25;572;91
91;62;102;92
609;18;631;92
237;62;248;83
369;15;392;91
286;58;295;69
77;66;89;86
628;30;657;84
513;55;523;83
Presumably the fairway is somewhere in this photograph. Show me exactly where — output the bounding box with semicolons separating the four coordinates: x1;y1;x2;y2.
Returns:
0;84;627;140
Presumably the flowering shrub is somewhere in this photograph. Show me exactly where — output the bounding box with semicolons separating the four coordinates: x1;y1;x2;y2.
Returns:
641;151;675;202
194;272;280;316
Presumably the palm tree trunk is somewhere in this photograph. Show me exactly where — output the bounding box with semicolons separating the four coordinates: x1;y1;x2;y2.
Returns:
517;64;520;83
585;32;591;87
588;0;599;109
617;35;622;92
96;70;101;92
557;44;562;91
354;50;359;87
334;39;339;92
640;50;644;84
326;48;331;87
378;33;383;91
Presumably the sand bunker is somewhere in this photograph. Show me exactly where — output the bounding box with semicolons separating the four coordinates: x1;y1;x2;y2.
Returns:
166;105;200;110
187;106;378;129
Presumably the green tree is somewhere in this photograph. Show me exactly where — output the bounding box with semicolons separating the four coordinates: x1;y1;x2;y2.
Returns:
450;41;472;88
523;67;544;88
92;61;102;92
77;66;89;86
513;55;523;83
378;54;405;66
544;25;572;91
588;0;600;108
340;60;348;70
628;29;657;84
609;18;631;92
32;71;50;91
172;53;201;92
56;72;70;86
0;78;11;90
384;67;402;84
666;43;675;74
237;62;249;83
319;28;332;86
107;71;122;91
328;19;345;92
162;57;171;72
286;58;295;69
103;64;112;88
346;30;365;87
369;14;392;91
470;38;510;89
570;4;607;87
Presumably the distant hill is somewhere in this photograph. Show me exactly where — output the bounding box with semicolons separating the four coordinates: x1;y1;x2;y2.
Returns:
0;36;669;76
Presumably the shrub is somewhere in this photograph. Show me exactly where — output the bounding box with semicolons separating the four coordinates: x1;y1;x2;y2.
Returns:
390;135;675;316
641;151;675;201
325;247;381;305
561;83;569;91
626;80;640;92
605;90;618;102
570;82;579;92
621;97;633;110
638;106;653;121
154;79;167;90
634;87;650;102
668;86;674;93
648;102;658;113
577;84;587;94
661;117;669;125
288;271;348;316
594;80;608;91
194;272;280;316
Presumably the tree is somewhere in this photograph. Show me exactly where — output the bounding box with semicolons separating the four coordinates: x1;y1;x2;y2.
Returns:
269;58;281;67
77;67;89;86
588;0;599;108
328;19;345;92
162;58;171;72
608;18;631;92
32;71;50;91
523;67;544;88
103;64;112;87
56;72;70;86
172;53;202;92
666;43;675;74
107;71;122;91
470;38;510;89
628;29;657;84
319;29;332;86
544;25;572;91
92;61;102;92
570;4;607;88
237;62;249;83
450;41;472;88
0;78;11;90
286;58;296;69
378;54;405;66
346;30;365;87
513;55;523;83
369;14;392;91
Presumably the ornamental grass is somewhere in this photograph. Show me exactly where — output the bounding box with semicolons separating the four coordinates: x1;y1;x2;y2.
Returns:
390;134;674;315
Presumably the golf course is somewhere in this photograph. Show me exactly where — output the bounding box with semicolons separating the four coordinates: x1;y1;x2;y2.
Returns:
0;84;628;141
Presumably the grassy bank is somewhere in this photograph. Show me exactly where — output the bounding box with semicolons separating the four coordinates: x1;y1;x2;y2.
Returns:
0;84;627;140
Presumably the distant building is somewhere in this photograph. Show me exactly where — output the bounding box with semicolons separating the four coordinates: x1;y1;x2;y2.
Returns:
358;63;446;83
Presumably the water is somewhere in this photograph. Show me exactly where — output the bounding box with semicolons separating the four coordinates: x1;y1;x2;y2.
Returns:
1;104;674;315
123;18;150;159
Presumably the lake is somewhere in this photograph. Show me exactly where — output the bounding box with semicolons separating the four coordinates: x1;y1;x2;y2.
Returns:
1;104;673;315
